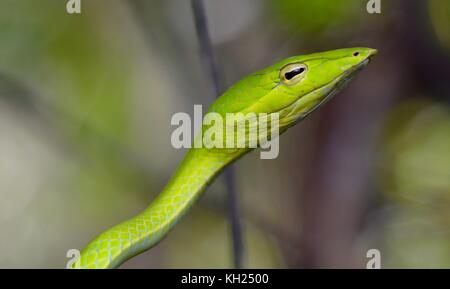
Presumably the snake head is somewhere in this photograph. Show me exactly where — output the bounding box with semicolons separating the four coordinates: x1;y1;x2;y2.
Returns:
205;47;377;148
234;47;377;129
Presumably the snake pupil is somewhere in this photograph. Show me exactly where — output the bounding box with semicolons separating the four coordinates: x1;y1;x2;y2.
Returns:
285;67;305;80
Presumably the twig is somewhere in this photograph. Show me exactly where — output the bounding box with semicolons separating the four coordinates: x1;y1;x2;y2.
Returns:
190;0;245;268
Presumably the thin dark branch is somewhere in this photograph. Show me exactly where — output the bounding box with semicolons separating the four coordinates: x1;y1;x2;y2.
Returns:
190;0;245;269
190;0;222;96
223;165;244;268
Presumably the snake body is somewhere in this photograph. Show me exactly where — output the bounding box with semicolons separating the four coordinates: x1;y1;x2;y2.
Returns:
73;48;377;268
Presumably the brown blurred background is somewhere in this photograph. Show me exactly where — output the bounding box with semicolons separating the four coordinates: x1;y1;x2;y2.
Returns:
0;0;449;268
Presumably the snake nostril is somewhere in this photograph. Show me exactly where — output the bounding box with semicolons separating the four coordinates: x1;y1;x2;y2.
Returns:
353;52;360;57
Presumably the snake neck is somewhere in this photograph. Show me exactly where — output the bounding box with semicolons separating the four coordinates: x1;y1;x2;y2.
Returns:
147;147;240;222
75;148;243;269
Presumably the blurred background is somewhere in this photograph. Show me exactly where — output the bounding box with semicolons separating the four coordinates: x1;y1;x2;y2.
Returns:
0;0;449;268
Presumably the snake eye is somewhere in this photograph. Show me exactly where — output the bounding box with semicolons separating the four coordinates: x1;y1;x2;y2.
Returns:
280;63;308;85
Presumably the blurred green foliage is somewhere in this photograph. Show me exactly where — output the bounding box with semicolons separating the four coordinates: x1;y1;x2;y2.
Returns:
377;99;450;268
378;99;450;205
429;0;450;51
270;0;364;38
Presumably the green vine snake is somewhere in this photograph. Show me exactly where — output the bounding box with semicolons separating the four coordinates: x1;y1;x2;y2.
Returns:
72;47;377;268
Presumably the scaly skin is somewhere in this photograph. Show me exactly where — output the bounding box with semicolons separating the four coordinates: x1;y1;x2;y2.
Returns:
73;47;377;268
